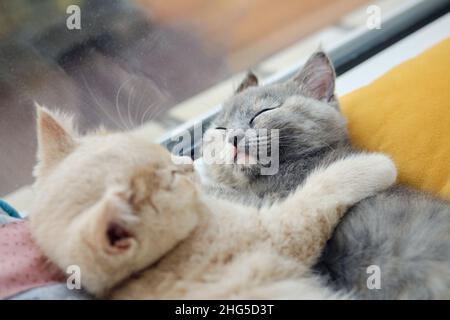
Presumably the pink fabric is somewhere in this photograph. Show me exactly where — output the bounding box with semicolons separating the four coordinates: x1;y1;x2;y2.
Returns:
0;221;64;299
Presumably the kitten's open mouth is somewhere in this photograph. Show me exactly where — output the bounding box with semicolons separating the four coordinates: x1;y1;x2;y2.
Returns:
107;222;132;251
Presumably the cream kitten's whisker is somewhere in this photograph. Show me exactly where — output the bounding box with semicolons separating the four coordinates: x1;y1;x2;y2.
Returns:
115;78;133;131
139;86;171;126
134;91;147;126
139;104;153;126
142;103;165;124
139;101;161;126
126;85;135;129
81;74;124;130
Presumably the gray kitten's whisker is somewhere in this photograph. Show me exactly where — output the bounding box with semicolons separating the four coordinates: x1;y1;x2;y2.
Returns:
246;138;269;144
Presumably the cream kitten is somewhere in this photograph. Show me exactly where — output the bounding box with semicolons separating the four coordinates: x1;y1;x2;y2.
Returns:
29;106;396;299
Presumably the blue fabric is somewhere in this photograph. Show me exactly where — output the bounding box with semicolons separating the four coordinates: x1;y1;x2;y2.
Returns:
9;284;92;300
0;214;18;225
0;210;20;225
0;199;21;219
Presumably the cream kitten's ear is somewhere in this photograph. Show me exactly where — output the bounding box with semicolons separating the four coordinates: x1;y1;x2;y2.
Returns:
34;103;78;178
82;188;138;255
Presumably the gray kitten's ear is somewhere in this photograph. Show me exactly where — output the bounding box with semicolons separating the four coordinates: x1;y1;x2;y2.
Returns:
292;51;336;102
236;71;259;93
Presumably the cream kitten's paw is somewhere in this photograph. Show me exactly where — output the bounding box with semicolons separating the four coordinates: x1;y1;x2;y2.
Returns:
355;153;397;190
304;153;397;206
338;153;397;200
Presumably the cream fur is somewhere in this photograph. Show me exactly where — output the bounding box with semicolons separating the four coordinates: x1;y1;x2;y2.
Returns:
29;106;397;299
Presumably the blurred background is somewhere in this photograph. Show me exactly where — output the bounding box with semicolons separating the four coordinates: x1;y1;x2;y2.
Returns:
1;0;405;198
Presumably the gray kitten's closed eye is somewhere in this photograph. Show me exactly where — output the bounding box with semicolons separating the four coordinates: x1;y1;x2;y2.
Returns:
249;107;280;126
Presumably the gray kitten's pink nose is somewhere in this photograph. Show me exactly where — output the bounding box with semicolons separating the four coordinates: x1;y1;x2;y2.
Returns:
227;130;245;148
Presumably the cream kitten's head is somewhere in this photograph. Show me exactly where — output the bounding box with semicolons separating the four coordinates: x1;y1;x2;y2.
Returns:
30;105;200;296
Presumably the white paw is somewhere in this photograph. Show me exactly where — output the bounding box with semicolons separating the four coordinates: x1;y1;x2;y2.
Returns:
294;152;397;208
320;153;397;202
358;153;397;191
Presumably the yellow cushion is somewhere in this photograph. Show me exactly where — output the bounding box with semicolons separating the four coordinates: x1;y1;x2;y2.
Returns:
341;38;450;200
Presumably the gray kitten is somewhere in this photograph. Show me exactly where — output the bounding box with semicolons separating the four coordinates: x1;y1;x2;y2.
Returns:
200;52;450;299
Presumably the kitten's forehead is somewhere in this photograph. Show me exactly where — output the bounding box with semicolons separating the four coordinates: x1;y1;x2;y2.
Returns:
233;85;285;108
218;84;288;124
85;134;168;162
59;134;172;187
